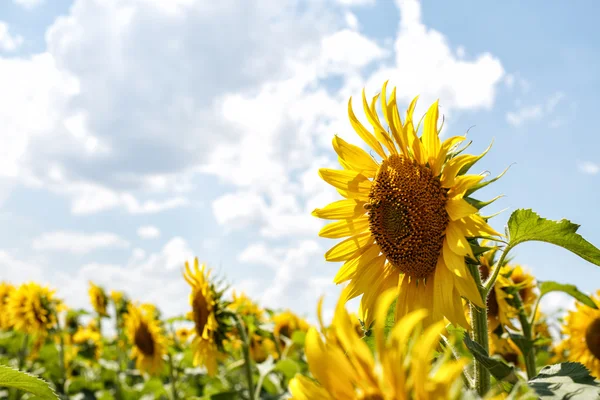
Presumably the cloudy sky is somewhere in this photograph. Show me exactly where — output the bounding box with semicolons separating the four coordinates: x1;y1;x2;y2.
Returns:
1;0;599;322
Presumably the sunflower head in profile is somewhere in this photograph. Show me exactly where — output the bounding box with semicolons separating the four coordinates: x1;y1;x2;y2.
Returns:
0;282;15;330
288;288;466;399
88;282;109;317
110;290;130;317
228;291;264;321
183;258;231;377
8;282;61;335
313;82;501;328
124;302;167;376
505;265;537;311
272;310;309;346
557;290;600;378
72;324;103;361
249;334;278;363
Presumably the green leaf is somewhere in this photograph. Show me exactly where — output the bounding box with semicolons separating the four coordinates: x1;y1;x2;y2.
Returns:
362;300;396;353
528;362;600;399
0;365;58;400
210;393;239;400
538;281;598;309
508;333;534;361
274;359;300;380
463;335;519;386
507;209;600;266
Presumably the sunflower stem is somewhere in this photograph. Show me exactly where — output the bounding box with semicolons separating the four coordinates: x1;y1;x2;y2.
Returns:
167;352;179;400
470;265;490;396
55;312;67;395
483;244;513;295
232;313;256;400
12;334;29;400
513;293;537;379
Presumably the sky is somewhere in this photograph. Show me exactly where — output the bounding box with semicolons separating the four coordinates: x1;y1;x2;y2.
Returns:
1;0;600;323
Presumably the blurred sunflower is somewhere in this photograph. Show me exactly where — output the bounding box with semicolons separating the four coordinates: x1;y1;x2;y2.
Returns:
111;290;129;316
175;327;193;344
125;303;167;375
183;258;230;377
273;310;309;344
73;325;103;360
557;290;600;378
228;291;264;320
0;282;15;330
288;288;466;399
313;82;500;328
8;282;60;335
489;332;522;367
88;282;109;317
506;265;537;312
249;334;278;363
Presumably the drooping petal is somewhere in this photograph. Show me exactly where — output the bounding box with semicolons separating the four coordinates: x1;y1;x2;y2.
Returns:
445;221;474;258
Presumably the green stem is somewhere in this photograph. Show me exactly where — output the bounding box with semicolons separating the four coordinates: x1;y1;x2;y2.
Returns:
167;353;179;400
469;262;490;397
514;294;537;379
483;244;513;295
12;334;29;400
232;314;255;400
55;313;67;396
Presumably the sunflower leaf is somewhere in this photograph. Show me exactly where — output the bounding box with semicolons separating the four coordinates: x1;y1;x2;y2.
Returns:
527;362;600;399
507;209;600;266
0;365;58;400
538;281;598;309
463;335;519;387
508;333;534;363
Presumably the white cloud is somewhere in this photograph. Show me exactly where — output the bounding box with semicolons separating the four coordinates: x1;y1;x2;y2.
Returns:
212;191;268;229
0;22;23;52
578;161;600;175
335;0;376;6
506;91;565;127
12;0;44;9
137;225;161;239
32;231;130;254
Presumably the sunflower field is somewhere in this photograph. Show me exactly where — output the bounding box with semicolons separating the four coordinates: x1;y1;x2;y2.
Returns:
2;83;600;399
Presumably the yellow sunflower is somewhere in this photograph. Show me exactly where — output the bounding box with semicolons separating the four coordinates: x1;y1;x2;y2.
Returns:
313;82;500;328
506;265;537;312
88;281;109;317
175;327;193;344
273;310;309;343
228;291;264;320
8;282;60;335
288;288;466;399
183;258;229;377
249;334;278;363
489;332;522;367
0;282;15;330
124;303;167;375
557;290;600;378
72;325;103;360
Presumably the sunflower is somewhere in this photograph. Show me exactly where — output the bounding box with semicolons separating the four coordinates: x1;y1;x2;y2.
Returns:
313;82;500;328
228;291;264;320
175;327;193;344
0;282;15;330
183;258;230;377
288;288;466;399
506;265;537;312
489;332;522;367
249;334;278;363
125;302;167;375
273;310;309;343
72;324;103;360
8;282;60;335
557;290;600;378
88;281;109;317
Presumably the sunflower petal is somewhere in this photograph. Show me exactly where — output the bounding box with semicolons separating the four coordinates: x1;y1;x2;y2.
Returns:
422;100;441;163
333;136;379;176
334;244;381;284
319;168;372;194
312;199;366;220
324;232;374;262
445;222;474;257
319;216;370;239
348;97;386;159
362;89;397;155
446;198;478;221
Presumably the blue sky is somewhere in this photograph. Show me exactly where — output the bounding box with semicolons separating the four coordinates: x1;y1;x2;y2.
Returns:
1;0;599;322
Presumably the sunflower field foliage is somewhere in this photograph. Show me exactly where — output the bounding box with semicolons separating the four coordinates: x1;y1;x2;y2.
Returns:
2;83;600;399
